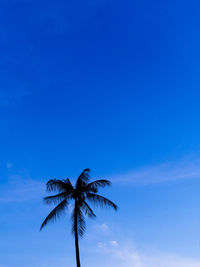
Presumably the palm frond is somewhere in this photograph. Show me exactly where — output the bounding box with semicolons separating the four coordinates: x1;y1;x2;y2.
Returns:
75;168;91;188
46;179;67;192
71;205;86;238
81;201;96;218
40;199;68;230
86;179;111;193
86;193;118;211
43;192;68;205
65;178;74;190
46;178;74;193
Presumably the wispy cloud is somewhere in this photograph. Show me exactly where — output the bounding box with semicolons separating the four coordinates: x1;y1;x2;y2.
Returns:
95;241;200;267
0;175;44;203
111;157;200;185
0;88;30;107
94;223;109;233
2;157;200;203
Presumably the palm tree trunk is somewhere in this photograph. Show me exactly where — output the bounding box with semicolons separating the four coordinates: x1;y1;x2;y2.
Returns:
74;201;81;267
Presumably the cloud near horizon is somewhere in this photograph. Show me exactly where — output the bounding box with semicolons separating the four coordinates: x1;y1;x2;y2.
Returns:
93;241;200;267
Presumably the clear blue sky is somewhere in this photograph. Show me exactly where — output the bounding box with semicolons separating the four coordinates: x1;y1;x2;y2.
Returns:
1;0;200;266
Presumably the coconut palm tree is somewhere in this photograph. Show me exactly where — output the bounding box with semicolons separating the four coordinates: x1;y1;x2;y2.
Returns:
40;168;118;267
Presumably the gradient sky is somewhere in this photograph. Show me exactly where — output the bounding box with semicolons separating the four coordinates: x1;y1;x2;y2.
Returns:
1;0;200;266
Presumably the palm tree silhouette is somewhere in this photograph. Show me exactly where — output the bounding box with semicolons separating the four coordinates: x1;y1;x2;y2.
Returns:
40;168;118;267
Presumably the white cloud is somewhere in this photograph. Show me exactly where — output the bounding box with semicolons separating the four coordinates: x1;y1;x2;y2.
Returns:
97;242;106;249
94;223;109;233
111;157;200;185
109;240;119;247
99;223;109;232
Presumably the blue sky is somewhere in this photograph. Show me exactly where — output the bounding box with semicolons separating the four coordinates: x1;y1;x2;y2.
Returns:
1;0;200;266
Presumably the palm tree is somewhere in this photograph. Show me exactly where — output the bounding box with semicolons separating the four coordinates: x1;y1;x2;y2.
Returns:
40;168;118;267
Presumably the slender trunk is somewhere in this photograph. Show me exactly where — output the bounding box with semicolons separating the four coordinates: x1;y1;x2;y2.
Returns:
74;201;81;267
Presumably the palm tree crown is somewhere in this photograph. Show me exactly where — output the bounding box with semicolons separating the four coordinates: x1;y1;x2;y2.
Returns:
40;168;118;267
